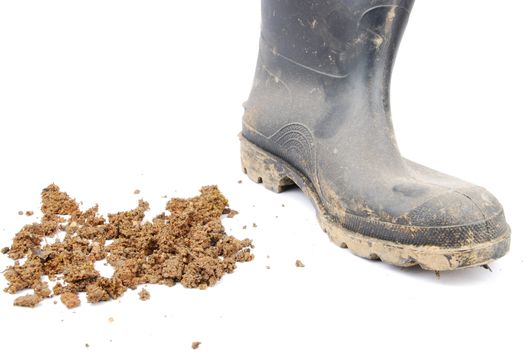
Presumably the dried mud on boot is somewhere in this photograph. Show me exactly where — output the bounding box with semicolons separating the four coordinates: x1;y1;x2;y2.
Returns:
2;184;253;308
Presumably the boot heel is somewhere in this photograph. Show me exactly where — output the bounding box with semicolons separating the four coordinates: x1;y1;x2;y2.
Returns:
240;135;295;193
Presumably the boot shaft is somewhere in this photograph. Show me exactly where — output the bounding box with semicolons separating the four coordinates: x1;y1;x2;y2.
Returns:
245;0;414;145
259;0;414;99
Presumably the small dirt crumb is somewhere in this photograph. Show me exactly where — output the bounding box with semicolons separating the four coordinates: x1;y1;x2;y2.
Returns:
1;247;9;254
34;281;51;298
161;195;168;198
61;292;81;309
282;204;285;207
266;266;271;270
252;223;257;228
85;344;89;348
14;294;42;308
134;189;140;195
108;317;114;323
138;288;150;301
222;207;239;218
237;180;242;184
226;210;239;219
295;260;305;268
192;341;201;349
25;211;34;216
435;271;441;279
18;211;23;215
242;225;247;230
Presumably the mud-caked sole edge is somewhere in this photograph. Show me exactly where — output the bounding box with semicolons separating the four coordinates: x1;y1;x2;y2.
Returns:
239;134;511;271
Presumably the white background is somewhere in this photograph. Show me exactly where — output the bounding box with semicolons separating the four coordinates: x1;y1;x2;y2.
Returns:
0;1;522;349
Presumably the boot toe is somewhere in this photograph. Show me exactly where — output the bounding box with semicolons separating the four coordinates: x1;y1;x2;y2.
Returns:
404;186;507;247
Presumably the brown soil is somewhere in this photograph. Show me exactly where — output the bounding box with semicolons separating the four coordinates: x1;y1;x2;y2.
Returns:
295;260;305;268
192;341;201;349
3;184;253;308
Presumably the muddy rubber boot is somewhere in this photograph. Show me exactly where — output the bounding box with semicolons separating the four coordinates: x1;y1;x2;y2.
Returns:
240;0;511;271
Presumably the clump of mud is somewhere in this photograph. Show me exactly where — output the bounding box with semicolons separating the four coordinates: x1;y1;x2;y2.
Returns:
3;184;253;308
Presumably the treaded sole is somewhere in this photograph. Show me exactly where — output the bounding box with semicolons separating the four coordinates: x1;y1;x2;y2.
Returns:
240;134;510;271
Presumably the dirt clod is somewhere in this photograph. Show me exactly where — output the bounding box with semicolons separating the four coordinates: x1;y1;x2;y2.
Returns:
192;341;201;349
134;189;140;195
1;247;9;254
13;294;42;308
25;211;34;216
61;292;81;309
3;184;254;308
295;260;305;268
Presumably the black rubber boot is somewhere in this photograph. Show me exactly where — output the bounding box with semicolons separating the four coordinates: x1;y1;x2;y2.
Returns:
240;0;510;270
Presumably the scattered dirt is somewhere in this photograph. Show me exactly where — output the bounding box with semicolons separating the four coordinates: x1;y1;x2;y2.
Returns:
13;294;42;308
138;288;150;301
242;225;247;230
3;184;254;308
25;211;34;216
192;341;201;349
295;260;305;268
108;317;114;323
252;223;257;228
134;189;140;195
1;247;9;254
237;180;242;184
435;271;441;279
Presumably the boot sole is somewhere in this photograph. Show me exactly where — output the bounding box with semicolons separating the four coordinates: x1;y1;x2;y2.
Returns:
240;134;510;271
